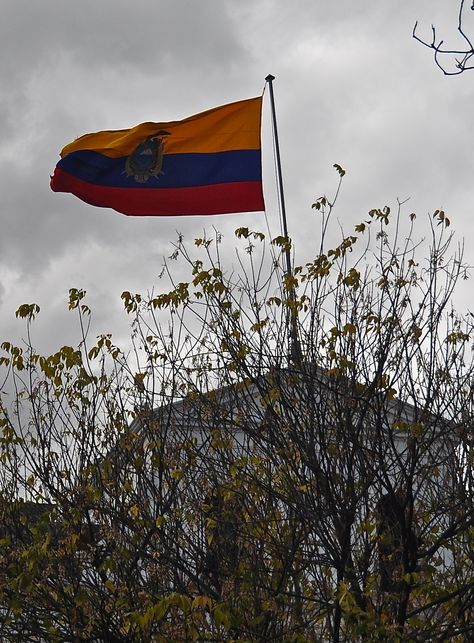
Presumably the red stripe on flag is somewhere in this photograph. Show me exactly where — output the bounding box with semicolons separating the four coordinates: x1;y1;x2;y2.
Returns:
51;168;264;216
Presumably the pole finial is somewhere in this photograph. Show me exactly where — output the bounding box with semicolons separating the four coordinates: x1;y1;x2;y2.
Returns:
265;74;275;82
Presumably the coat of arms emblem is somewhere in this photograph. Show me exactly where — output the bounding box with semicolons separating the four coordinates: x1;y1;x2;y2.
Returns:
125;130;170;183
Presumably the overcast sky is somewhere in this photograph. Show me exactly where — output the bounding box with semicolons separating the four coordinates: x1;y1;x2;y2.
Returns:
1;0;473;356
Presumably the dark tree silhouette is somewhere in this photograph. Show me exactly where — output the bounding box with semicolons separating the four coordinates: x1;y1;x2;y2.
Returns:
1;177;474;640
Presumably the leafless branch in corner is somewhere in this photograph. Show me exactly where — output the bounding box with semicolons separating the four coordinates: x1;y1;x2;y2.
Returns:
413;0;474;75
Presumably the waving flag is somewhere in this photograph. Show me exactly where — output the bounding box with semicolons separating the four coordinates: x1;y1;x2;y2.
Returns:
50;97;264;217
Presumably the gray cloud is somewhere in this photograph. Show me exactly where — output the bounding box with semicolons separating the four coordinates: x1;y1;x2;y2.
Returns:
0;0;473;355
0;1;244;74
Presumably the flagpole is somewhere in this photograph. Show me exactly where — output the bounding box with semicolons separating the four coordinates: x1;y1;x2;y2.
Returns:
265;74;301;363
265;74;292;279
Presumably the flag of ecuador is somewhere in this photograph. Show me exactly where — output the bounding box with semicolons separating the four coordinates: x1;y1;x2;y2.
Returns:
50;97;264;217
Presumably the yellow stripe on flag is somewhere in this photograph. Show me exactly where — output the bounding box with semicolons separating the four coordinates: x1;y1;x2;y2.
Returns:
61;97;262;158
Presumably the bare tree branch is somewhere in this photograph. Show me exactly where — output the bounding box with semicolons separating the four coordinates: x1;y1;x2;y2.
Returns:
413;0;474;75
